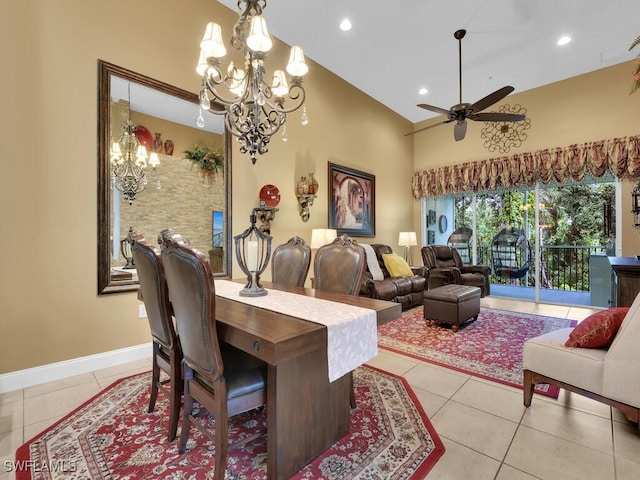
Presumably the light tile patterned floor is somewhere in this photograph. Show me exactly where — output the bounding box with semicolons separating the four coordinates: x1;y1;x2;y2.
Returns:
1;299;639;479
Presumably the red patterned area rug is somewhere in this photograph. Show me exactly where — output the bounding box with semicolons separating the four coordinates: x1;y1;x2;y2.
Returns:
378;307;577;398
15;365;444;480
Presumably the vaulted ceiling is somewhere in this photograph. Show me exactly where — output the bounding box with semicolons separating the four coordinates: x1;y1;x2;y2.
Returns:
218;0;640;123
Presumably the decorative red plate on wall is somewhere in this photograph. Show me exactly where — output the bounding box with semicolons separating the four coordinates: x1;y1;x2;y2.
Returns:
133;125;152;150
259;184;281;207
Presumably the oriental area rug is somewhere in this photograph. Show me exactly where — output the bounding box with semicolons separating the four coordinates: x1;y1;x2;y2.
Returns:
15;365;444;480
378;306;577;398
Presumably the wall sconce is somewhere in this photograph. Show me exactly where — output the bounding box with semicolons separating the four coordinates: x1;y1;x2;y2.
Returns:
296;174;318;222
234;212;272;296
632;181;640;229
398;231;417;265
253;206;278;234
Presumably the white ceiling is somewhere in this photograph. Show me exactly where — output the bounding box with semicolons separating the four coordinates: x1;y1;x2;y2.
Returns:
111;76;225;134
218;0;640;124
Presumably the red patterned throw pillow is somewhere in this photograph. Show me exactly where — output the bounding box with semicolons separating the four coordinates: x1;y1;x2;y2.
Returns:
565;307;629;348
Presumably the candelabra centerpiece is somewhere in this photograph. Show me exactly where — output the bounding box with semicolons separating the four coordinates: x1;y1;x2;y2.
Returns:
234;211;272;296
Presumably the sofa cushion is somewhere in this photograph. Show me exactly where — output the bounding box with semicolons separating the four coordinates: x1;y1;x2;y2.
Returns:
523;328;606;395
382;253;413;277
565;307;629;348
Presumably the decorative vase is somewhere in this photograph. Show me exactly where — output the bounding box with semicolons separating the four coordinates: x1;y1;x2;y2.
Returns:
164;139;174;156
297;176;309;195
307;173;318;194
152;133;163;153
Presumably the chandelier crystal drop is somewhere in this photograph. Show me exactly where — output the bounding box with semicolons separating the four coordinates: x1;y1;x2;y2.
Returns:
110;119;160;205
195;0;308;164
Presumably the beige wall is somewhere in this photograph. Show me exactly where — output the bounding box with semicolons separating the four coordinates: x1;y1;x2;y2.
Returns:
0;0;413;374
1;1;638;375
411;61;640;256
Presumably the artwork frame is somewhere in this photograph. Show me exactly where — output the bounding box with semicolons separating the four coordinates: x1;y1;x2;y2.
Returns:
427;230;435;245
428;209;436;225
328;162;375;237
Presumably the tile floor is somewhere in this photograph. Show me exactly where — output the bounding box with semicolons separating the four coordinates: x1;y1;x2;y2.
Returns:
1;297;639;479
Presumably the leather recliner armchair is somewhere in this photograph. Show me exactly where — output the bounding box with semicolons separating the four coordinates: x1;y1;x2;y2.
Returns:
360;244;427;310
421;245;491;297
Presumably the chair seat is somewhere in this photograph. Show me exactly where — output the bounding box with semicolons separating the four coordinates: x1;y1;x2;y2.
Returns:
523;328;606;395
194;343;267;400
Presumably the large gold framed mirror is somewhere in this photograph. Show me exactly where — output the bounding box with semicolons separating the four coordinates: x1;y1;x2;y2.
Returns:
98;60;232;294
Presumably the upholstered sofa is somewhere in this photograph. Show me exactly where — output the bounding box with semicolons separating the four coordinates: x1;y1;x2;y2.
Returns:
359;244;427;310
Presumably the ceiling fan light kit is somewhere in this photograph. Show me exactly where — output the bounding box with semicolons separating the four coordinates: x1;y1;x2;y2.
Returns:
407;29;526;141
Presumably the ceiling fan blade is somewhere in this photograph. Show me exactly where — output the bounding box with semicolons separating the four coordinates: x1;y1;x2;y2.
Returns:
417;103;452;116
472;112;526;122
404;119;453;137
469;86;515;113
454;120;467;141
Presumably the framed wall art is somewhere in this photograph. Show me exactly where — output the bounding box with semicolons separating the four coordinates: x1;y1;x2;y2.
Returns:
328;162;375;237
428;209;436;225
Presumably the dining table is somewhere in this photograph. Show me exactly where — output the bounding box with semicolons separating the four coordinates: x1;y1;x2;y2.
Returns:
213;280;401;480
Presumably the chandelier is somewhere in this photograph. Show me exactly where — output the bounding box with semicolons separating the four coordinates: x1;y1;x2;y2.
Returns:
110;84;161;205
196;0;309;164
480;104;531;154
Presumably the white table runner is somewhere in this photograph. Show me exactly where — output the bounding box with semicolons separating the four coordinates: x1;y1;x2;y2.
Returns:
215;280;378;382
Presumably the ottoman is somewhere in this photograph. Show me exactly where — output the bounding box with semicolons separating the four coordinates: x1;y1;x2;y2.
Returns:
423;284;481;332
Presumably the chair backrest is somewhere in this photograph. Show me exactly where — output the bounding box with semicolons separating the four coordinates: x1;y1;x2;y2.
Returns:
421;245;463;269
271;236;311;287
314;234;366;295
603;291;640;405
129;230;177;351
448;227;472;264
491;226;531;278
160;230;224;380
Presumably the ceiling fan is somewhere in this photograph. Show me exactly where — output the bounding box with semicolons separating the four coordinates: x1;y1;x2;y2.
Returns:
407;29;525;141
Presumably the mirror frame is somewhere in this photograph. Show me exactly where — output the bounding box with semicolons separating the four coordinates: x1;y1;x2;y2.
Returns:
97;60;232;294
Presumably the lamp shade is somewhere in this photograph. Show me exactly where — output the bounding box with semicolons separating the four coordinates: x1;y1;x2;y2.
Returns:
398;231;417;247
246;15;272;53
310;228;337;249
286;46;309;77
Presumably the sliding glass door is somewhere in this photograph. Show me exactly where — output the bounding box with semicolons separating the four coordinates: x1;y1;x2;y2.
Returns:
425;177;616;306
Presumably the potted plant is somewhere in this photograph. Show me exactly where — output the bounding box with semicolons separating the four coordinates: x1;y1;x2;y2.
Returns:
183;144;224;180
630;35;640;94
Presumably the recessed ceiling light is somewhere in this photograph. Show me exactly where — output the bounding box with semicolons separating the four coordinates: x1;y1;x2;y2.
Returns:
557;35;571;46
339;18;352;32
418;87;428;95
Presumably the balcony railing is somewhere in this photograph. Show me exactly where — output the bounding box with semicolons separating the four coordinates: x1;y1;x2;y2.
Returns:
477;245;607;292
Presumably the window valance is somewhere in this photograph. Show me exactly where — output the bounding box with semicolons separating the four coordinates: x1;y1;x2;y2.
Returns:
412;135;640;199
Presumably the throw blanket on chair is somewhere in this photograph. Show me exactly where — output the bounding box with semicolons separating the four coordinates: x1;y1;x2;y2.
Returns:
362;244;385;281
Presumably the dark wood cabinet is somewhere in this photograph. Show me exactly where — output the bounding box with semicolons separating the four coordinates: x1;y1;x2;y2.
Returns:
609;257;640;307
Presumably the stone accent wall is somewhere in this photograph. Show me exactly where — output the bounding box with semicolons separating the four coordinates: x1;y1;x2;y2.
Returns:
111;106;226;270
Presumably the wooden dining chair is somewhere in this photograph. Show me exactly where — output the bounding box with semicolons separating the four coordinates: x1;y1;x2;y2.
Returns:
160;231;267;480
129;230;182;441
271;236;311;287
314;234;367;408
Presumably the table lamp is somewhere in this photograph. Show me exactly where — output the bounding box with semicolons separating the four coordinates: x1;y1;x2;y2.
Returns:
310;228;337;249
398;231;417;265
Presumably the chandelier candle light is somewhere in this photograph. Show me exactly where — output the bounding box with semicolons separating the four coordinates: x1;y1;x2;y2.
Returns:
234;211;272;296
110;85;160;205
196;0;309;164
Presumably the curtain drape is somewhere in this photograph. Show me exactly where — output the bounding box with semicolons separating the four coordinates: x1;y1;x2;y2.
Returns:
412;135;640;199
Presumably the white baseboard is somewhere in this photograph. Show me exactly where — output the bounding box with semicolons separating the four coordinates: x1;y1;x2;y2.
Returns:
0;343;152;394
